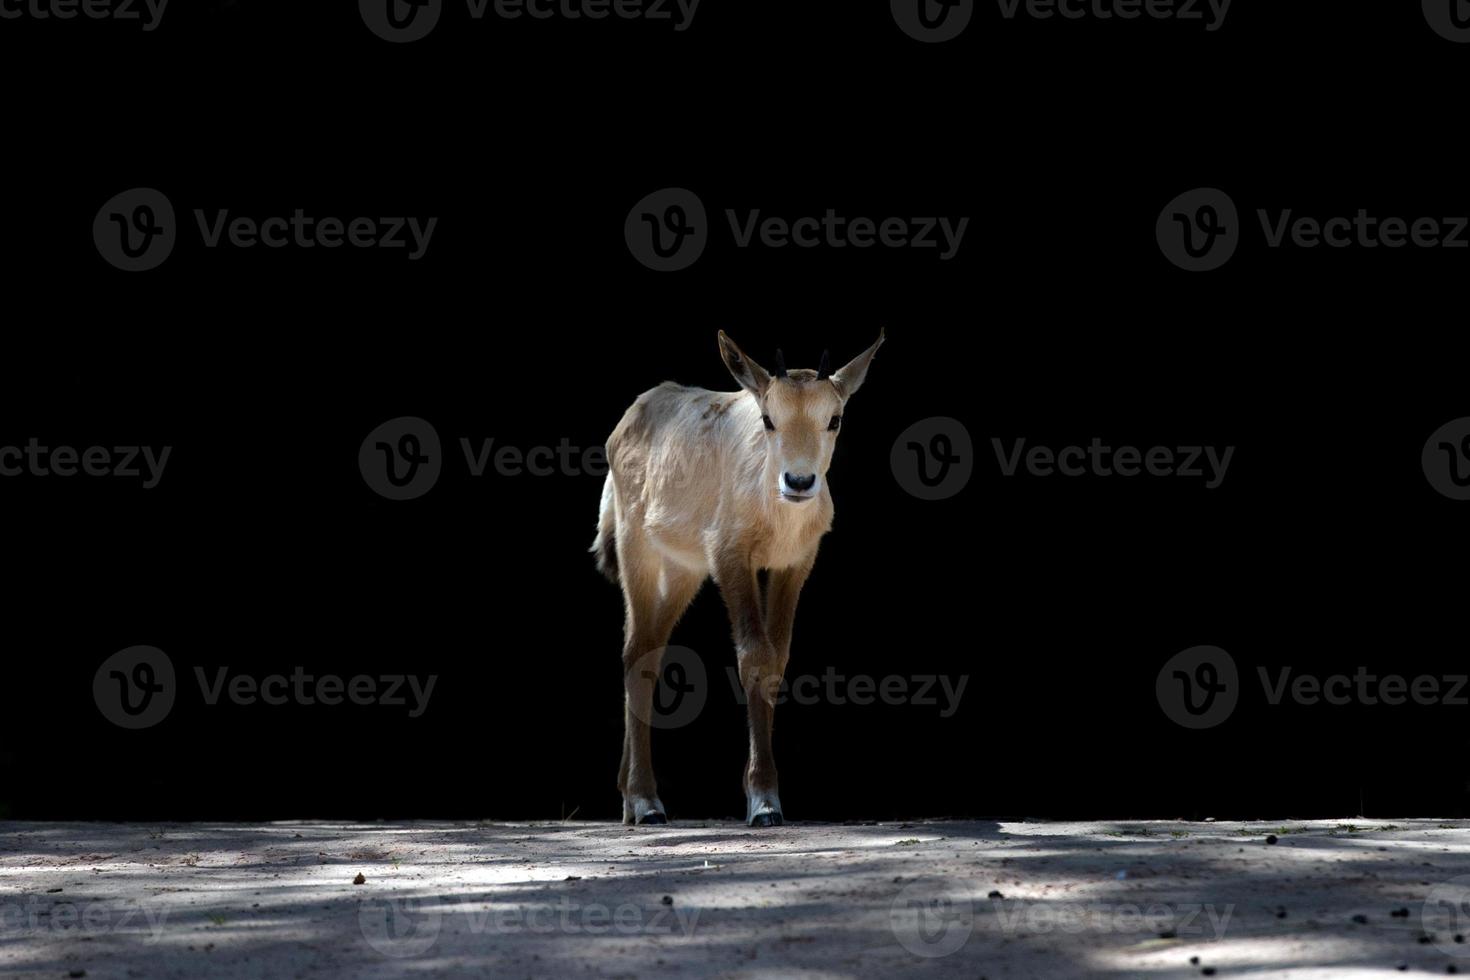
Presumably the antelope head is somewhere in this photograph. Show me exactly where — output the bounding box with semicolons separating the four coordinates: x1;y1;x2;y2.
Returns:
716;329;886;503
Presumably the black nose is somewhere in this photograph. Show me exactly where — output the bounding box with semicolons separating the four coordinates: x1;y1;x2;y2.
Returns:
783;472;816;492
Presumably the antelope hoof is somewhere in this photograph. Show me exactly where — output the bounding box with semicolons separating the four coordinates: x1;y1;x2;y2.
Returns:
747;793;784;827
624;796;668;826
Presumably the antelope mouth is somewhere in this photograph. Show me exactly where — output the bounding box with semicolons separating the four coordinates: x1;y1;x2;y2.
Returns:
779;491;816;503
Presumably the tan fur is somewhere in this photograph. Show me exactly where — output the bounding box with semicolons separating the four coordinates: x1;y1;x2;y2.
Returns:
593;330;884;826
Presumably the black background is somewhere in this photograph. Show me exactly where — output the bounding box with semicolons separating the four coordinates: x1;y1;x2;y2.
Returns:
1;0;1467;822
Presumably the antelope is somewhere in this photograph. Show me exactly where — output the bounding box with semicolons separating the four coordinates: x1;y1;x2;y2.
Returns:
592;330;885;826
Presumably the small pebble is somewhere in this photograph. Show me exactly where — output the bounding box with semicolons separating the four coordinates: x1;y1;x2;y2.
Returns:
352;873;366;885
1351;914;1369;925
1158;929;1177;939
1276;906;1287;919
988;890;1004;899
1391;908;1410;918
661;895;673;905
1265;835;1279;845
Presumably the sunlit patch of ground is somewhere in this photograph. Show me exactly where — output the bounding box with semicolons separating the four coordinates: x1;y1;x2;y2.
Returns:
2;818;1468;978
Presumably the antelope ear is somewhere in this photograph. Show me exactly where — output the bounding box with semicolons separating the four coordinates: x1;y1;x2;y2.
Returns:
717;331;772;396
831;329;886;399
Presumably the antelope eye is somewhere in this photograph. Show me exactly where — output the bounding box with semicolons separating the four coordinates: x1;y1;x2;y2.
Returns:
828;415;842;431
762;415;775;431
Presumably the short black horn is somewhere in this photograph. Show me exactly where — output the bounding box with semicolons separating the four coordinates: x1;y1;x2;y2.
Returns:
816;349;832;380
773;349;787;378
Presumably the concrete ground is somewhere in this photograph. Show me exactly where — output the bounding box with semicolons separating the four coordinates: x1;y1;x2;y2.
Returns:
3;818;1469;978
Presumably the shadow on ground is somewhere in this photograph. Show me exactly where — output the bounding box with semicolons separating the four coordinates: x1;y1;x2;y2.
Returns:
3;818;1470;978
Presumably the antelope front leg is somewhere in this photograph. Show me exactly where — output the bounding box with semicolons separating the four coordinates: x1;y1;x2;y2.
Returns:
714;549;813;827
756;554;815;825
